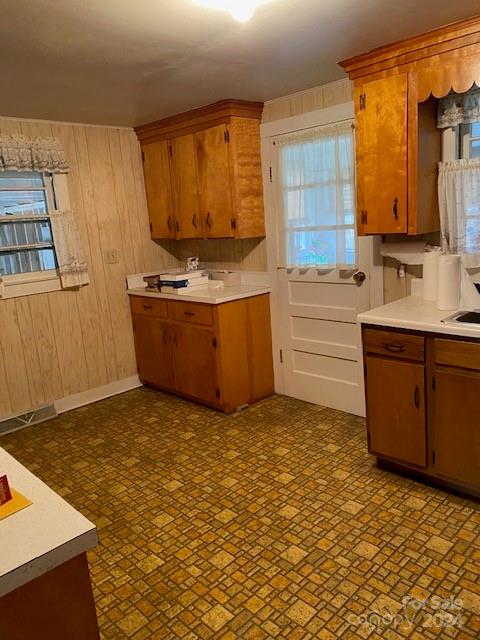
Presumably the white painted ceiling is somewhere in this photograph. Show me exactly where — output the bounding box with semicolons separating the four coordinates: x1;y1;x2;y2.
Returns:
0;0;478;127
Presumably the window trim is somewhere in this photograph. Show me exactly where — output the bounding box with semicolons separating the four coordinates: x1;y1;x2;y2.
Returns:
0;173;70;300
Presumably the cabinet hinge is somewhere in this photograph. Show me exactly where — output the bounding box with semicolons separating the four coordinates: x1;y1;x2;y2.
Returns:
230;218;237;231
141;151;145;163
149;221;153;233
432;450;436;465
269;166;273;183
432;376;436;391
279;349;283;364
212;337;217;348
215;387;221;399
359;93;366;110
224;129;230;143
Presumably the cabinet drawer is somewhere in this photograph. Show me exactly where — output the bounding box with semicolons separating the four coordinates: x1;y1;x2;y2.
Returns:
363;328;425;361
435;338;480;371
130;296;167;318
167;301;213;326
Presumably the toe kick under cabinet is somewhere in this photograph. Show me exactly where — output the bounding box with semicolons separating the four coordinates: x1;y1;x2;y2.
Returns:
363;326;480;497
130;294;274;413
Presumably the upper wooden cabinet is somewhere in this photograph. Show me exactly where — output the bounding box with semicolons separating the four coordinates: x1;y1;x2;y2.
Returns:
169;134;203;239
136;100;265;240
340;16;480;236
142;141;175;239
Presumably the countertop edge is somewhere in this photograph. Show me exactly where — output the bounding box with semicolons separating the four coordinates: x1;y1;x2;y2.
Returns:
0;526;98;598
126;286;271;305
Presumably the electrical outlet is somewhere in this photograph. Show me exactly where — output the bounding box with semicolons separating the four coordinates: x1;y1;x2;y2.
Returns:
104;249;120;264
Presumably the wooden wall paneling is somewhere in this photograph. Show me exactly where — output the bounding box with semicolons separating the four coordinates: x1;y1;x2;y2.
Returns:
85;126;136;380
118;130;148;274
0;299;34;414
54;122;110;390
22;118;89;398
107;129;139;276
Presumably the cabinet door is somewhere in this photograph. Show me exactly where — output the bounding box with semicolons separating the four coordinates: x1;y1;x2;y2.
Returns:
169;134;203;238
434;369;480;488
172;323;219;405
132;315;174;389
196;125;234;238
356;74;408;234
366;356;426;467
142;141;175;239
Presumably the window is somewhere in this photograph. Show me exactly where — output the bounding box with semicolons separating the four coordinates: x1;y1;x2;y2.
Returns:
461;121;480;159
275;123;356;268
0;171;58;278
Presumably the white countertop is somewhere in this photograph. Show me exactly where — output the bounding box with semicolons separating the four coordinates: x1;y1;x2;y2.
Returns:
0;447;97;598
127;284;271;305
358;295;480;339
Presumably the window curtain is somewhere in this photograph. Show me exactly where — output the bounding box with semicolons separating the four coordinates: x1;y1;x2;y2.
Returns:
0;134;89;289
275;121;356;269
49;210;89;288
0;134;69;173
437;86;480;128
438;159;480;268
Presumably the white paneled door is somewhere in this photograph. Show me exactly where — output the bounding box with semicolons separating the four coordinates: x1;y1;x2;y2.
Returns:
276;239;372;416
261;103;381;417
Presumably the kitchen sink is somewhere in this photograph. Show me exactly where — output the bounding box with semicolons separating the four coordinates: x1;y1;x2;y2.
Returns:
441;310;480;326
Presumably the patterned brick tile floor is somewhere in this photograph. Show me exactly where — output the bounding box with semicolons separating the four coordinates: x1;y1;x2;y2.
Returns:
2;388;479;639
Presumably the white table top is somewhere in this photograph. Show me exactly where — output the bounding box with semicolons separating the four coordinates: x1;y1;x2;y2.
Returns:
127;284;271;305
358;295;480;339
0;447;97;597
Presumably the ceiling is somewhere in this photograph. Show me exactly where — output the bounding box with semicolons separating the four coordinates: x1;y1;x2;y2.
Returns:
0;0;479;127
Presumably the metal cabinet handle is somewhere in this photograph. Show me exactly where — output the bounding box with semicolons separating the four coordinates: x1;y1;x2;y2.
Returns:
176;220;180;232
382;343;405;353
393;197;399;221
184;311;195;317
173;332;178;347
206;212;212;229
167;216;172;231
192;213;197;229
143;305;153;310
414;385;420;409
162;330;168;344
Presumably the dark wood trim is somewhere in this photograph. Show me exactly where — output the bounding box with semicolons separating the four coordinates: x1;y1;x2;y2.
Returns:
135;99;264;144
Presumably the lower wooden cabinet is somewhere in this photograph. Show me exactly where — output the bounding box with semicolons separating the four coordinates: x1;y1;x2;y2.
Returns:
363;326;480;497
130;294;274;413
365;356;426;468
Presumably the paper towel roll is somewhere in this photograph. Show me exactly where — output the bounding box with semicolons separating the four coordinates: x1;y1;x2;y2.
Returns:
437;255;461;310
423;250;441;301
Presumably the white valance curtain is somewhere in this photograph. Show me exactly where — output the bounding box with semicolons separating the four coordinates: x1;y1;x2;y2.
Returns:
437;86;480;128
275;121;356;269
438;159;480;268
0;134;88;289
0;134;70;173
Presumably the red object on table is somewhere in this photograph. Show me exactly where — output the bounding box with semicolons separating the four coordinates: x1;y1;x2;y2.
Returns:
0;474;12;505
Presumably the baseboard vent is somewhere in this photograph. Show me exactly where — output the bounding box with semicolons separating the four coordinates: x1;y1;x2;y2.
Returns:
0;405;58;436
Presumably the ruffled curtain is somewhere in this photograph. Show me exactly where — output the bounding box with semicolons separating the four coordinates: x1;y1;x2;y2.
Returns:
437;86;480;129
49;210;89;289
438;159;480;268
0;134;70;173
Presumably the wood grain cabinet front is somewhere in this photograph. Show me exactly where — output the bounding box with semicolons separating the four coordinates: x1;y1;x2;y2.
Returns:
130;294;274;413
136;100;265;241
362;325;480;497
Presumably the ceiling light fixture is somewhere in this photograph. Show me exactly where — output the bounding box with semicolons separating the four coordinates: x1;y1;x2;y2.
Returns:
195;0;270;22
